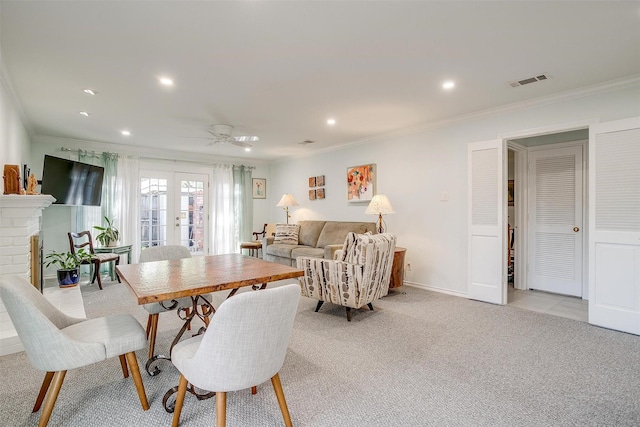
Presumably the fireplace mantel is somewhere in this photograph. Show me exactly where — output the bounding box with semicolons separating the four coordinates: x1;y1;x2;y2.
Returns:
0;194;56;209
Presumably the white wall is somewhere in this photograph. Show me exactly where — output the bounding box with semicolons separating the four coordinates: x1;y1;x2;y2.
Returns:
0;67;31;186
30;137;270;274
268;82;640;295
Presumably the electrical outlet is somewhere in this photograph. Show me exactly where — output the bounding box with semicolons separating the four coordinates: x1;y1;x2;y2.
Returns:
406;262;412;271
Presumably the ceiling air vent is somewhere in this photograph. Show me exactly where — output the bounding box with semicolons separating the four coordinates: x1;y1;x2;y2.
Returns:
508;73;551;88
298;140;315;145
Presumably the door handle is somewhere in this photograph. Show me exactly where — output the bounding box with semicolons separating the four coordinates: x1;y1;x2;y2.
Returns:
573;227;580;232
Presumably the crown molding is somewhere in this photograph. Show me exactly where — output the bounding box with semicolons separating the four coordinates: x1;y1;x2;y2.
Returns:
277;74;640;163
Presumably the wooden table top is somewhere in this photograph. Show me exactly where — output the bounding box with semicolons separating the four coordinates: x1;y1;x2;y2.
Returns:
117;253;304;305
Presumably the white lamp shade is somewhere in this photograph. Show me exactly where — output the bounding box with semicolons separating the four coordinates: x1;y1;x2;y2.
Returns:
276;193;299;207
364;195;395;215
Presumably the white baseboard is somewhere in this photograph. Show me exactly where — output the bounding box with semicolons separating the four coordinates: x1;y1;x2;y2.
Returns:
402;281;468;299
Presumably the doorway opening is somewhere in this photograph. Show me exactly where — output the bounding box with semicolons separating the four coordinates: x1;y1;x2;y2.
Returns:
505;129;589;322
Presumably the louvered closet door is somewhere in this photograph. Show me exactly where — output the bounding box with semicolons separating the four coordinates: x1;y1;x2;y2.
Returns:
589;117;640;335
467;139;506;305
528;145;583;297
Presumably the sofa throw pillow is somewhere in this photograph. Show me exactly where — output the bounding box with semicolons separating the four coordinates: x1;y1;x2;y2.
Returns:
274;224;300;245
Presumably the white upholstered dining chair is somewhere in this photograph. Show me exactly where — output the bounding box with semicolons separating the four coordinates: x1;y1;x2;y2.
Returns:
0;275;149;427
171;283;300;427
139;245;214;360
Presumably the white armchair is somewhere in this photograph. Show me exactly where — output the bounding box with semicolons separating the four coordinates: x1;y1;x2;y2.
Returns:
0;275;149;427
170;284;300;427
297;232;396;321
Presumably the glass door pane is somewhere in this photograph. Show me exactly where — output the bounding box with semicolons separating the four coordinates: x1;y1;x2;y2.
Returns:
140;177;169;248
176;175;207;255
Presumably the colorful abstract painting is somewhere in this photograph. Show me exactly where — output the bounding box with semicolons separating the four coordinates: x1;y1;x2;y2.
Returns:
346;164;375;202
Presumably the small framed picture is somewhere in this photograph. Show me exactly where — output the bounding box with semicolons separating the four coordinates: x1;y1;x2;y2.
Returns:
309;177;316;187
309;189;316;200
316;188;325;199
316;175;325;186
252;178;266;199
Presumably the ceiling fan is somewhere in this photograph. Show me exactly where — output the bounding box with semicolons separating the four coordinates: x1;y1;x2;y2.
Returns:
201;124;259;149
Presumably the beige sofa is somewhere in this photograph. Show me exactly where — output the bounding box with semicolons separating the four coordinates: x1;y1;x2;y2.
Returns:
262;220;376;266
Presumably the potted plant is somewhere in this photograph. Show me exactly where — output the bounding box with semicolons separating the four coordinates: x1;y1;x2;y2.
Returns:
94;216;120;247
44;249;93;287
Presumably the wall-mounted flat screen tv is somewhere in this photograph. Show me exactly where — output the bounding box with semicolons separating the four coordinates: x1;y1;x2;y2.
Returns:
41;155;105;206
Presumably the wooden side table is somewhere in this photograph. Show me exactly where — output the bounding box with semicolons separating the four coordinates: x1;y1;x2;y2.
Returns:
389;247;406;289
240;241;262;258
94;244;132;281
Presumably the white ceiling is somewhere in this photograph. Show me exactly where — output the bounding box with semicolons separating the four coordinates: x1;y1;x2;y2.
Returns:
1;1;639;160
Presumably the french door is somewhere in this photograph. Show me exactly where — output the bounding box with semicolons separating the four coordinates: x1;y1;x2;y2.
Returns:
140;172;208;255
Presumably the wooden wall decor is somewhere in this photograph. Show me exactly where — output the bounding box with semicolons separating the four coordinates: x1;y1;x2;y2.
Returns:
3;164;21;195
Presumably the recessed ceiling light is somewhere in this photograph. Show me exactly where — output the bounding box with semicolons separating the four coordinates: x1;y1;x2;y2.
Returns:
79;111;90;117
244;147;251;152
327;118;336;126
83;89;96;95
121;130;131;136
442;81;455;90
159;77;174;86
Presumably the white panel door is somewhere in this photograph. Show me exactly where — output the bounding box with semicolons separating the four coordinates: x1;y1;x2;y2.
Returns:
589;117;640;335
527;146;583;296
468;139;506;305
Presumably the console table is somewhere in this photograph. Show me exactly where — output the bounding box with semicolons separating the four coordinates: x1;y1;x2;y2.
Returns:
389;247;406;289
95;244;133;280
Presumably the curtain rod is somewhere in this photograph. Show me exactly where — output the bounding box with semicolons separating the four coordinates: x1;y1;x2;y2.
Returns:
59;147;255;169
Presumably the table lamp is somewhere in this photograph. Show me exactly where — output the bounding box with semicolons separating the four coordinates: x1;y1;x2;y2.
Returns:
276;193;298;224
364;194;395;233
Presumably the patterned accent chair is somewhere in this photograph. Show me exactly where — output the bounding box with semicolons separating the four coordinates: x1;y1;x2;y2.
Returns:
297;232;396;321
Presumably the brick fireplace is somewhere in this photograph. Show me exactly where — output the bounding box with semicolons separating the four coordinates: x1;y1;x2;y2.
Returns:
0;194;54;355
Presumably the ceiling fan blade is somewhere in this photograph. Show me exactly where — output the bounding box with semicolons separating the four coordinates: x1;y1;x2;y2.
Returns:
230;139;253;148
233;135;259;142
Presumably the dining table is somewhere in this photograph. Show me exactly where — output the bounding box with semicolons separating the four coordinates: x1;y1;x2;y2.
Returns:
116;253;304;412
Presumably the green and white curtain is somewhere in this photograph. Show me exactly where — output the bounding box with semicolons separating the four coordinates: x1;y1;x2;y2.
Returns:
75;151;118;242
234;165;253;244
210;164;252;254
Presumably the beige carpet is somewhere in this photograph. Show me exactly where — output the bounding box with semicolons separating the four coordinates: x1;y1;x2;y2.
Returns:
1;279;639;426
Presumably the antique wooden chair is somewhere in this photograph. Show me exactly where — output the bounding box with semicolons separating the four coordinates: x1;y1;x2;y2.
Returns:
239;223;268;258
68;231;120;290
